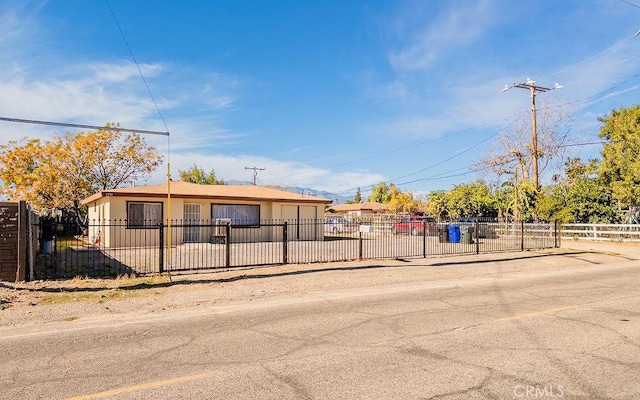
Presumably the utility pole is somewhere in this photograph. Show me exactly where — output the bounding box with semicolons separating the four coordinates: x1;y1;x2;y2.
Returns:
245;166;265;185
501;78;563;218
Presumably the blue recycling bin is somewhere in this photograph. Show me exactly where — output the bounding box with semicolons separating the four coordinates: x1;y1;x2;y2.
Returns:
448;225;461;243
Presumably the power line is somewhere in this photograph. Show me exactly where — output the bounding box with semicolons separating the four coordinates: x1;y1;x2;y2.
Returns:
0;116;169;136
267;30;640;188
105;0;170;134
329;119;516;196
620;0;640;9
542;30;640;81
263;120;504;184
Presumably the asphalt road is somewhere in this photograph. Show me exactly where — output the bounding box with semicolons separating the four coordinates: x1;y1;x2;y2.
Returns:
2;248;640;399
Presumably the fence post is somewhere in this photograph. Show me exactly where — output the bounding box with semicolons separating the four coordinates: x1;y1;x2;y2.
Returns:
475;220;480;255
28;207;35;281
158;223;164;273
17;201;27;282
555;220;560;248
283;221;288;265
358;231;363;261
422;220;427;258
520;220;525;251
225;222;231;267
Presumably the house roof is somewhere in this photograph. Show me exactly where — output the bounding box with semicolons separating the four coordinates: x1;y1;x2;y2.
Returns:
329;202;388;213
81;181;332;205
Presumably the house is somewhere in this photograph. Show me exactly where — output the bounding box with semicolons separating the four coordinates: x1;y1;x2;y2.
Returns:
327;202;388;216
81;181;332;247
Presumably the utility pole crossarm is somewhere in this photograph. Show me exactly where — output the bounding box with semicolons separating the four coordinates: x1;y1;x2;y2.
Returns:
512;83;552;93
245;166;265;185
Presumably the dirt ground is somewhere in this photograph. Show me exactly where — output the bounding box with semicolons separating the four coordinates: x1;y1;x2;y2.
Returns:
2;239;639;330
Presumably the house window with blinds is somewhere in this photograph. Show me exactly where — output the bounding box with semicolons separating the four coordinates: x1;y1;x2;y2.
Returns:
211;204;260;226
127;202;163;228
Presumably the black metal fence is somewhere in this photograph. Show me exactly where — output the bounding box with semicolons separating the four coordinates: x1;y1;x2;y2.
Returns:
27;217;559;280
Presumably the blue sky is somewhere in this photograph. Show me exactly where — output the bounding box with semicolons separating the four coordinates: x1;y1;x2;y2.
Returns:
1;0;639;200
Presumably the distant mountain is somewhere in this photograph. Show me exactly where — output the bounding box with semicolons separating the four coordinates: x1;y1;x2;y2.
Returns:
225;180;351;204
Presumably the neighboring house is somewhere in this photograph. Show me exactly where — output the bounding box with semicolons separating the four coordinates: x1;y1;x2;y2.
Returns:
81;181;332;247
327;202;388;216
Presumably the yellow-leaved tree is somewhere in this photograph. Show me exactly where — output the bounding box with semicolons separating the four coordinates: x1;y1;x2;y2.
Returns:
387;186;417;214
0;125;163;219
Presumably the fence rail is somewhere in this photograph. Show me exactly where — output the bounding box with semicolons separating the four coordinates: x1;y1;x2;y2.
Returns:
561;223;640;242
27;218;559;280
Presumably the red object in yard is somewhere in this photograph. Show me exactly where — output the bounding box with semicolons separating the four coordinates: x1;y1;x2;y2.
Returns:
391;216;437;236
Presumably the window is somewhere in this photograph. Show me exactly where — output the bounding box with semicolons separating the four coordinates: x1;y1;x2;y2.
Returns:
127;202;163;228
211;204;260;226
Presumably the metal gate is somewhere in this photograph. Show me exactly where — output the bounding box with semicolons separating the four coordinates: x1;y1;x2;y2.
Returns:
183;204;201;243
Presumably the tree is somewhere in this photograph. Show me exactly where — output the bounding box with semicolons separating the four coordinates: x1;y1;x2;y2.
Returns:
387;186;417;214
368;182;394;203
598;105;640;221
497;176;536;222
539;158;619;223
179;164;225;185
444;180;497;219
354;187;362;203
426;190;448;220
476;96;573;218
0;125;162;218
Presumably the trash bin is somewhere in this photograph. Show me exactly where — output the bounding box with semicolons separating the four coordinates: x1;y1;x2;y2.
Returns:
461;227;474;244
438;227;449;243
448;225;461;244
40;239;54;254
40;217;56;254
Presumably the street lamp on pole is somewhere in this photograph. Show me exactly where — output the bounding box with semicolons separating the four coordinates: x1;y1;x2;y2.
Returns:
501;78;563;216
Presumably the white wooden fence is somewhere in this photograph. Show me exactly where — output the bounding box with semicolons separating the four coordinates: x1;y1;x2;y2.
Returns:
561;223;640;242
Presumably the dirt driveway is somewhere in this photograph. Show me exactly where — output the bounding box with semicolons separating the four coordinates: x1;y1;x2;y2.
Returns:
1;239;639;331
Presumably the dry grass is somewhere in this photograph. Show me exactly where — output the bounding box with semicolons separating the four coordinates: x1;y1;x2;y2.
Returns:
21;275;171;305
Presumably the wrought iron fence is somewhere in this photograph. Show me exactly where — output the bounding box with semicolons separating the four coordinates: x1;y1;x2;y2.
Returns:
27;217;559;280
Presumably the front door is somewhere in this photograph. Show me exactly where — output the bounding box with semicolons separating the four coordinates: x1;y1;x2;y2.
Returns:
183;203;201;243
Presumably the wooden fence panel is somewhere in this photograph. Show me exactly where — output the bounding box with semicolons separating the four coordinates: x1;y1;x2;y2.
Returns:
0;201;26;282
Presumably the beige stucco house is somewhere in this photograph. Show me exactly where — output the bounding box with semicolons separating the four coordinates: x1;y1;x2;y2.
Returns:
81;181;332;248
328;202;388;216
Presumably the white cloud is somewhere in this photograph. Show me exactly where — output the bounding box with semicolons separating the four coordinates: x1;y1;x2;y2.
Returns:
88;62;164;83
159;152;386;194
389;0;494;71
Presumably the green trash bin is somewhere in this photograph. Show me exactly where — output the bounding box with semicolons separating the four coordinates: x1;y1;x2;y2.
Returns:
461;227;474;244
438;227;449;243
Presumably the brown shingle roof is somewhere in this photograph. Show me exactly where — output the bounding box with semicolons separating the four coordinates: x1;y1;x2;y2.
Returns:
329;202;388;212
81;181;332;205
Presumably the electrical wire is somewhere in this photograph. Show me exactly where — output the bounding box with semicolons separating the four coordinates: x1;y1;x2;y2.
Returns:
267;29;640;189
262;119;504;184
620;0;640;9
0;116;168;135
105;0;170;135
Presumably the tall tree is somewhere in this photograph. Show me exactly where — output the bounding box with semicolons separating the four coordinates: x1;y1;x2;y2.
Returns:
0;125;162;218
179;164;225;185
476;96;573;218
387;186;417;214
598;105;640;221
368;182;394;203
539;158;618;223
354;187;362;203
478;96;573;182
445;180;497;219
426;190;448;220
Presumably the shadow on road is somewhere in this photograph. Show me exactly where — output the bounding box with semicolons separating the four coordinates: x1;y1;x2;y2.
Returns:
2;249;624;295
